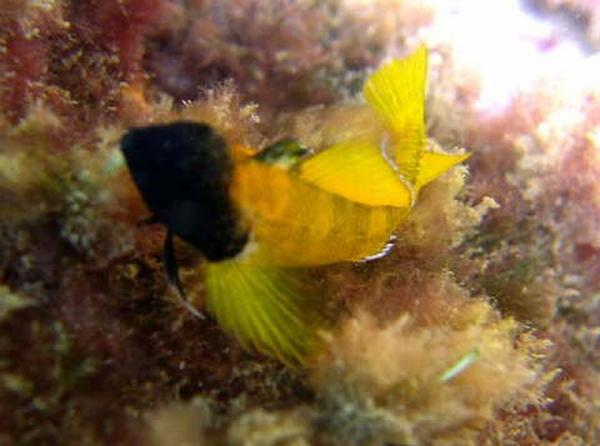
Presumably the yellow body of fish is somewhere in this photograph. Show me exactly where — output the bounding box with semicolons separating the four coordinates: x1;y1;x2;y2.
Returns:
203;47;469;364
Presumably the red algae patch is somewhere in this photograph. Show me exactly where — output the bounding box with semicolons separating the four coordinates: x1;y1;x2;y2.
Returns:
1;1;599;445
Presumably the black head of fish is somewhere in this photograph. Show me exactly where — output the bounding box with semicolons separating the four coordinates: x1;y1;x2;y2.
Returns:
121;121;248;261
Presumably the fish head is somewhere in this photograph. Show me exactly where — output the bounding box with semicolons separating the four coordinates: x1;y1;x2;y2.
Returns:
121;121;247;261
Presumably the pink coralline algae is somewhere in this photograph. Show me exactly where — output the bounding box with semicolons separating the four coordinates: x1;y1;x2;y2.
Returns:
0;1;598;445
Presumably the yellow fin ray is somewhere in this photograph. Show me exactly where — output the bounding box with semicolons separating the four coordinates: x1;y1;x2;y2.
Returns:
298;141;414;208
204;261;323;364
363;46;428;184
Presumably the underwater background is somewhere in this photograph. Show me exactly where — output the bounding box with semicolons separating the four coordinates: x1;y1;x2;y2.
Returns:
1;0;599;444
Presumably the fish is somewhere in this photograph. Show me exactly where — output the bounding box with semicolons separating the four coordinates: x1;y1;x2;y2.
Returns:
120;46;469;364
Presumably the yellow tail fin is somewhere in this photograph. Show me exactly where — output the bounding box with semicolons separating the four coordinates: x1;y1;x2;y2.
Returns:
204;261;324;365
363;46;428;185
414;151;471;189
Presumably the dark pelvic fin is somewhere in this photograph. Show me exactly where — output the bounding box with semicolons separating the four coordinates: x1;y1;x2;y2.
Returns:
137;214;160;227
163;229;205;320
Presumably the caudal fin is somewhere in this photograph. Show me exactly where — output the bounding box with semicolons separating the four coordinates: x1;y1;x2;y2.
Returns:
363;46;428;185
204;261;324;365
413;151;471;189
363;47;470;191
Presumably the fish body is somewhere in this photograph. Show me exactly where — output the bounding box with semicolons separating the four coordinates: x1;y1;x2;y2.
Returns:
230;155;407;266
121;47;469;364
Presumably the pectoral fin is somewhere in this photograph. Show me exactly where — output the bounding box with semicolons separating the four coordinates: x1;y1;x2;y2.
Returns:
204;261;324;365
298;140;414;208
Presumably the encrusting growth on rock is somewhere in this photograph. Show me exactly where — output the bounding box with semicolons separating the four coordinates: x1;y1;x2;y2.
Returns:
1;1;598;444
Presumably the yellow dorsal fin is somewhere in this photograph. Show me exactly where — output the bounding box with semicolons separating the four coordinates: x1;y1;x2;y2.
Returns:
363;46;428;185
298;140;414;208
204;261;324;365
